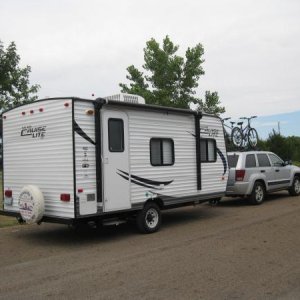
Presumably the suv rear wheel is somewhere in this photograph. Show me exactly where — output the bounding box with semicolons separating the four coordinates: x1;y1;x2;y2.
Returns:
289;176;300;196
249;182;265;205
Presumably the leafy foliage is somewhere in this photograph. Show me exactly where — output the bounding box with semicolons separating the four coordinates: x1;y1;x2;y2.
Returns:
0;41;40;111
258;130;300;162
120;36;208;109
197;91;225;115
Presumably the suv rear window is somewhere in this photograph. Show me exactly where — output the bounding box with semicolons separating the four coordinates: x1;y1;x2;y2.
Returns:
227;155;239;168
245;154;256;168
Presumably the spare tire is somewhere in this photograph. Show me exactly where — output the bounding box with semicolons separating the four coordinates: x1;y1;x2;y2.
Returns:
18;185;45;224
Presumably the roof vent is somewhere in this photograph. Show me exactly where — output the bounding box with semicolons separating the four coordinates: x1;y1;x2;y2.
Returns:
104;93;145;104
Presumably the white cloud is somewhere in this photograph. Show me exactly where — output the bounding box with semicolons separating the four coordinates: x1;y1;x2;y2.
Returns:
1;0;300;117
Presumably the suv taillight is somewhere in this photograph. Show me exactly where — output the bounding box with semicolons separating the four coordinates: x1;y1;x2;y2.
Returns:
235;170;246;181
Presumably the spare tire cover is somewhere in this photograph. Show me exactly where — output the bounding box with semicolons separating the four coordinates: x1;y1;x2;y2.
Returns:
18;185;45;224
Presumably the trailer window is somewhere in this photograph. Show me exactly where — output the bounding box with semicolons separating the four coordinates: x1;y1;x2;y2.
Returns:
108;119;124;152
150;138;174;166
200;139;216;162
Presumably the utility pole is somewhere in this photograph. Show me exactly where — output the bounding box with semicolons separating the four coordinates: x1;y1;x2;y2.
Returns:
278;121;281;135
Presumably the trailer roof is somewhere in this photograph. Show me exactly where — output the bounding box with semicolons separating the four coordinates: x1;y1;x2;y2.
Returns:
100;98;198;116
1;97;220;119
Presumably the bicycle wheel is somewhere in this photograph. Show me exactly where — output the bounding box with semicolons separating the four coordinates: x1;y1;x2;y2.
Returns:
248;128;258;148
231;127;243;147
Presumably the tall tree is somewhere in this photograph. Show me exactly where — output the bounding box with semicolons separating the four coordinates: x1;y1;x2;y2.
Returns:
0;41;40;111
198;91;225;115
120;36;205;109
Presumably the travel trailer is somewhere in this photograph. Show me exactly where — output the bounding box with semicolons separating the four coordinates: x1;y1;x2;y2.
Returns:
1;94;228;233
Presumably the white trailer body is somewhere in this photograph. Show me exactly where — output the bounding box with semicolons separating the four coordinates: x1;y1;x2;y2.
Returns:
1;97;228;230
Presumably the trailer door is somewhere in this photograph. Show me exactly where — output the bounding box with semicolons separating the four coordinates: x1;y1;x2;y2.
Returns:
102;111;131;212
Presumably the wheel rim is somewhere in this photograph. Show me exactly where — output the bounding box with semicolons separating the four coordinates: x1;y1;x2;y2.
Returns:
255;185;264;202
295;178;300;194
145;208;159;229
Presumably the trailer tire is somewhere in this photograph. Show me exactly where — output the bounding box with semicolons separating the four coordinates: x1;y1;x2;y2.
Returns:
136;202;161;234
18;185;44;224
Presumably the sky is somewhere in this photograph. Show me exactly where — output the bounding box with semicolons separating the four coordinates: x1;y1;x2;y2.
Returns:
0;0;299;136
224;110;300;140
253;110;300;139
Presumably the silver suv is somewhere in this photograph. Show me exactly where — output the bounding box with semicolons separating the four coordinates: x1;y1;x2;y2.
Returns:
226;151;300;204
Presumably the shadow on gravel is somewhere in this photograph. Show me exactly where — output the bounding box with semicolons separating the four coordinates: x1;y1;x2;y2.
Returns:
218;191;290;208
216;198;249;207
161;206;218;228
16;206;218;247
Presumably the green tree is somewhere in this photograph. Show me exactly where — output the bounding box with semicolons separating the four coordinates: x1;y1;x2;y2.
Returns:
120;35;206;109
198;91;225;115
0;41;40;111
265;130;289;160
257;132;300;164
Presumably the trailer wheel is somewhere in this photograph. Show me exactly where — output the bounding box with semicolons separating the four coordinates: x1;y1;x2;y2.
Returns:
136;202;161;234
18;185;44;224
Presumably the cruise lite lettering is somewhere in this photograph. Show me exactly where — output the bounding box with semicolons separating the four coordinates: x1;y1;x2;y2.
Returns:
20;126;47;138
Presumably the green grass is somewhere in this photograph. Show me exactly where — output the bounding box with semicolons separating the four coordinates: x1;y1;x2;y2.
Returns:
293;161;300;167
0;171;19;228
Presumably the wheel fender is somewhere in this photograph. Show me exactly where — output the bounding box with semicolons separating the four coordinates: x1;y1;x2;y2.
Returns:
18;185;45;224
246;175;266;195
291;172;300;187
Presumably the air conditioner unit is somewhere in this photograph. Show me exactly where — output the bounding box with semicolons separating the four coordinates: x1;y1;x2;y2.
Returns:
104;93;145;104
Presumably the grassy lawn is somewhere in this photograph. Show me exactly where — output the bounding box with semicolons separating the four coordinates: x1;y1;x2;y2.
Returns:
0;171;19;228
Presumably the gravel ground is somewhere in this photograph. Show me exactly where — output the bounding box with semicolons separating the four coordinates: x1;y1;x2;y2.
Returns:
0;192;299;300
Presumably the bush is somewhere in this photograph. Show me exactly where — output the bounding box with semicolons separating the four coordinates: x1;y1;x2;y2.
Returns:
259;130;300;161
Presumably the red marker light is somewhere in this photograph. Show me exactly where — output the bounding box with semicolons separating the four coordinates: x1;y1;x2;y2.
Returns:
22;112;26;115
3;116;6;119
39;108;44;112
78;188;84;193
5;190;12;198
60;194;70;202
30;110;34;114
64;102;69;107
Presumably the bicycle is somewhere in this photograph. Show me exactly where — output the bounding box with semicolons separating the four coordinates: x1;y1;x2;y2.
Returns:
231;116;258;148
221;117;236;143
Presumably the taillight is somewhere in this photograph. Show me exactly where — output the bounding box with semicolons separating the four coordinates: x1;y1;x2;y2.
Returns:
235;170;246;181
5;190;12;198
60;194;70;202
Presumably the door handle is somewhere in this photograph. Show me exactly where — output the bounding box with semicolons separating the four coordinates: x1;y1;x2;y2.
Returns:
260;170;265;173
